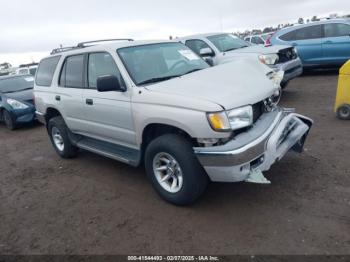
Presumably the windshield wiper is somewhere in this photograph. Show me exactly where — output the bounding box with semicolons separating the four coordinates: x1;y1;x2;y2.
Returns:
182;68;202;76
138;75;181;85
224;46;248;52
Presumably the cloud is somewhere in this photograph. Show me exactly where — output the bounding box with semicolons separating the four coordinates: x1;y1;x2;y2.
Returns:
0;0;349;65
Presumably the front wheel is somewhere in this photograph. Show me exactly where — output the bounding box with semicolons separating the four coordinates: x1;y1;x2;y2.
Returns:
3;110;16;130
337;104;350;120
145;134;208;206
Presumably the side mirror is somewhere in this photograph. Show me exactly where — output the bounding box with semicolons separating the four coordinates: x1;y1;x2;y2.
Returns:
204;57;214;66
199;47;215;57
97;75;125;92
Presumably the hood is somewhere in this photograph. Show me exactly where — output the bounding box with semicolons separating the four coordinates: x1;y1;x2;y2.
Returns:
145;58;278;110
2;89;34;103
228;44;291;55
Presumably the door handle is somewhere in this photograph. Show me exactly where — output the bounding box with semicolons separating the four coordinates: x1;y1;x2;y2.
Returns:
55;95;61;101
291;42;297;46
324;40;333;44
86;98;94;105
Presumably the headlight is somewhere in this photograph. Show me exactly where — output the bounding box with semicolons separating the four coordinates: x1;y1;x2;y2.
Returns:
227;105;253;130
207;105;253;132
7;98;29;109
259;54;279;65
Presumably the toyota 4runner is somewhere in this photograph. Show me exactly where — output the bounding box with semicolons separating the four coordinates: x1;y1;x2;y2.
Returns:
34;39;312;205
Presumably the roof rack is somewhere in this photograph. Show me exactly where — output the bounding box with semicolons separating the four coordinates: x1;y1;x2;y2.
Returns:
77;38;134;48
50;38;134;55
50;46;81;55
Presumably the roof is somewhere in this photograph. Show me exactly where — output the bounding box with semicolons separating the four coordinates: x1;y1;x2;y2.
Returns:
275;18;350;34
47;40;174;58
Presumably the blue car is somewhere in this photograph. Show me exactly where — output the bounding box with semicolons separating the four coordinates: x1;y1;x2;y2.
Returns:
0;75;36;130
270;19;350;68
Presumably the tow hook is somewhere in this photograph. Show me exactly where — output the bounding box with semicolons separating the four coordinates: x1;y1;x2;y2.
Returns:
245;169;271;184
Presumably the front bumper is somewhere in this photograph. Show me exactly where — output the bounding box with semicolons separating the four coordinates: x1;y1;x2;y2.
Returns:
194;108;312;182
272;58;303;83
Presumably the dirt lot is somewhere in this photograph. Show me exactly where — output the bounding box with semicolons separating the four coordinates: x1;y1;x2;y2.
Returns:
0;71;349;255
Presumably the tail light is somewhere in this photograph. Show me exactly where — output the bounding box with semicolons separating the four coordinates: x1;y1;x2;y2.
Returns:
265;34;273;47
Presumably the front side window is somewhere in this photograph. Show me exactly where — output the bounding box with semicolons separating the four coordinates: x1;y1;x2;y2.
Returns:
207;34;250;52
59;54;84;88
117;42;209;85
0;75;34;93
324;23;350;38
36;56;60;86
185;39;214;56
88;52;124;89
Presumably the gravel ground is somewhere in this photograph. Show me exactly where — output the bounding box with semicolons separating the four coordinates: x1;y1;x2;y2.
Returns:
0;71;349;255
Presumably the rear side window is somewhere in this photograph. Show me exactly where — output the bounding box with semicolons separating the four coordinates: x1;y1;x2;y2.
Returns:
36;56;61;86
280;25;322;41
59;54;84;88
324;23;350;38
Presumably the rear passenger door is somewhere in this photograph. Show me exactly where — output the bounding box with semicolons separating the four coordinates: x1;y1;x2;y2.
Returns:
322;23;350;65
83;52;136;148
57;54;87;133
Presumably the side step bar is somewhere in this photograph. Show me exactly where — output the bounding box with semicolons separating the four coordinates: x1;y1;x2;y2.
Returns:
69;133;141;167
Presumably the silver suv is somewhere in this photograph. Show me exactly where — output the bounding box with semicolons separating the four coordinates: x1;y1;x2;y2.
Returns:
34;39;312;205
180;33;303;88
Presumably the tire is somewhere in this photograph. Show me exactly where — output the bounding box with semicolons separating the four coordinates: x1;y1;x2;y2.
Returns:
337;104;350;120
48;116;78;158
145;134;208;206
3;110;16;130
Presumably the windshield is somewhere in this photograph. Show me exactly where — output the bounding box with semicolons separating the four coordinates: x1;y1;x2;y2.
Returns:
0;75;34;93
117;42;209;85
207;34;250;52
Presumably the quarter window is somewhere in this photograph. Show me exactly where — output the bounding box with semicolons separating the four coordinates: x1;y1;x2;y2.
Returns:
88;52;124;89
36;56;61;86
324;23;350;38
59;55;84;88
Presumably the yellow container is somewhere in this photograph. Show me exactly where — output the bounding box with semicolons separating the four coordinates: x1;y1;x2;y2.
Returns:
335;60;350;120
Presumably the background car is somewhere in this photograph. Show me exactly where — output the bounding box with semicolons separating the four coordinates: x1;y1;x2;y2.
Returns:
270;19;350;68
244;33;275;45
0;75;36;130
180;33;303;88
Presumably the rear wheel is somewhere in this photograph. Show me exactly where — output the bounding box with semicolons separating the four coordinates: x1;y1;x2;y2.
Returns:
280;81;289;89
145;134;208;206
337;104;350;120
3;110;16;130
48;116;78;158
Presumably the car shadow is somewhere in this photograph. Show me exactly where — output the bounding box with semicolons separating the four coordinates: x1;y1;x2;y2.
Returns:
301;67;339;77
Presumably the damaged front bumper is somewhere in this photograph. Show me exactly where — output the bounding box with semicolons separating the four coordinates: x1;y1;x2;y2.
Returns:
194;108;313;183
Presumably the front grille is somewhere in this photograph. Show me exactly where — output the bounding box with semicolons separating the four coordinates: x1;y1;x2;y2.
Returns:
252;101;264;123
278;47;297;63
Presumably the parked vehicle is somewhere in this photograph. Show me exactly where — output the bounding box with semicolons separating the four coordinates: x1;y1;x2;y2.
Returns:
0;75;36;130
34;39;312;205
335;60;350;119
244;33;274;45
0;63;13;76
270;19;350;68
16;63;38;76
180;33;303;88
